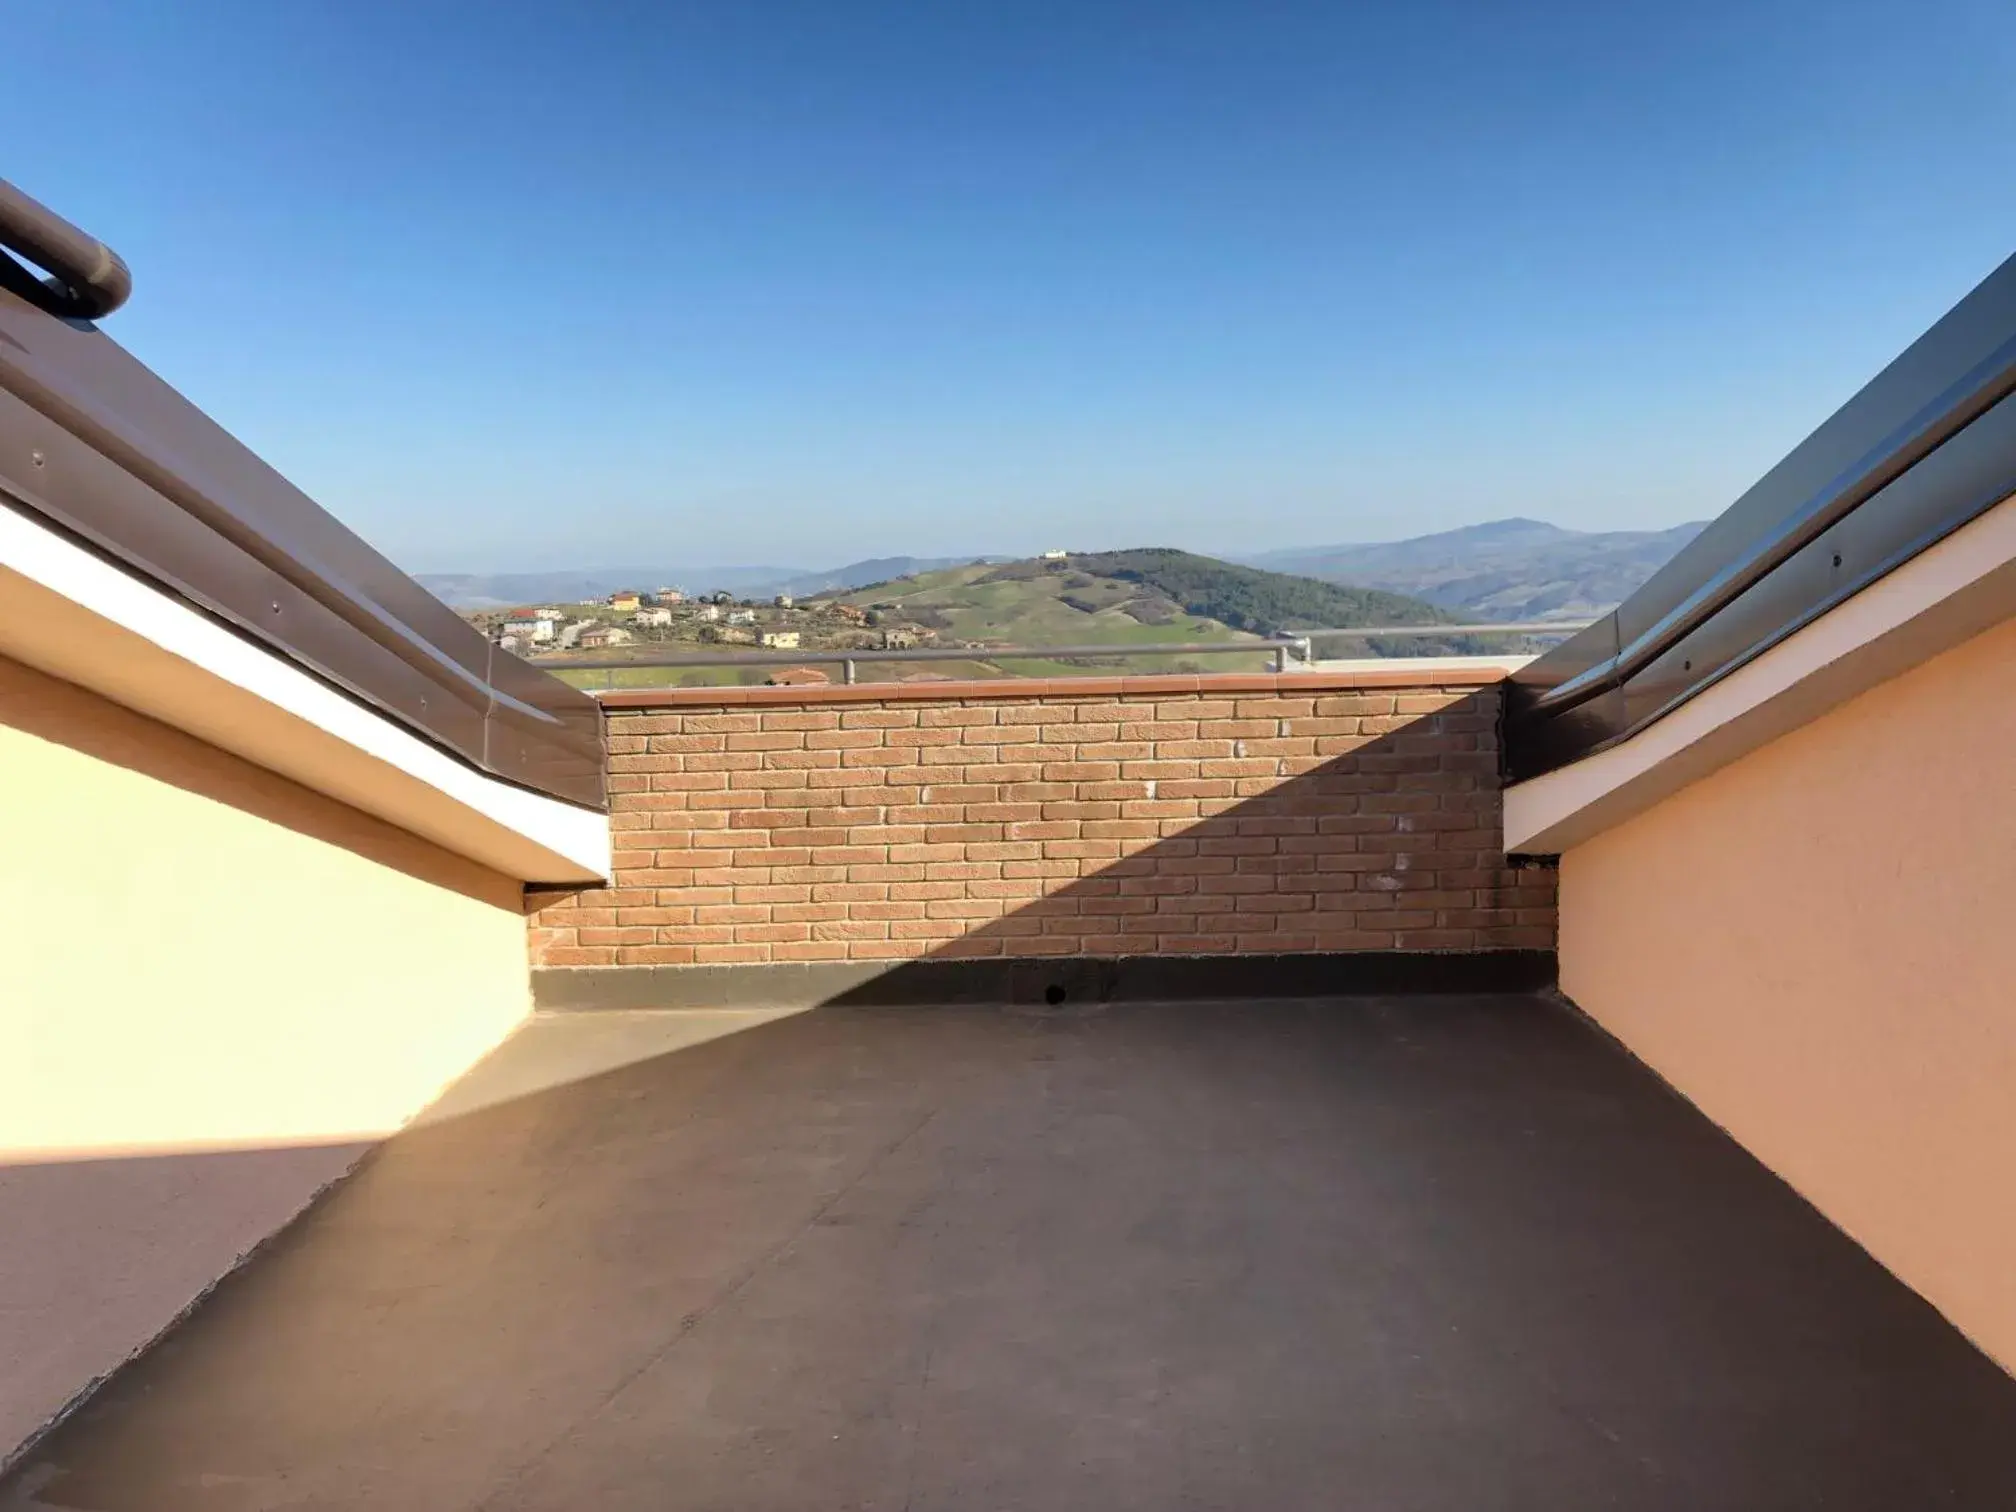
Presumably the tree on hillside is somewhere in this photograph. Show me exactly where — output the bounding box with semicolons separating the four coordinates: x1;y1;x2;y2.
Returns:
1068;549;1452;637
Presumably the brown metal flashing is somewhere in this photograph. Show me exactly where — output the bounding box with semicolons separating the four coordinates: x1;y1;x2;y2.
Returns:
0;284;605;810
1507;250;2016;783
592;664;1514;711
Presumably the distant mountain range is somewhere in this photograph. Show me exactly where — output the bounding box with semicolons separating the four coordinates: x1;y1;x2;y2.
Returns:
1237;518;1705;621
420;519;1701;621
416;557;992;609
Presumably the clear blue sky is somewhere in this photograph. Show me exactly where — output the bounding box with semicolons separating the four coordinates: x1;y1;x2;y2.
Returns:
8;1;2016;572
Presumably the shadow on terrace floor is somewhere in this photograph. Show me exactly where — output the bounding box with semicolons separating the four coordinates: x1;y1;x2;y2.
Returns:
5;995;2015;1510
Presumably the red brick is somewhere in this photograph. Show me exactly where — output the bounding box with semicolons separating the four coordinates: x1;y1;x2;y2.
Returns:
762;710;843;731
846;940;927;960
1003;859;1082;879
812;919;891;942
889;803;964;824
1043;801;1118;822
1082;820;1162;841
806;729;886;750
888;727;961;748
960;802;1041;824
1233;697;1316;718
727;731;806;752
614;945;698;965
890;918;966;939
1041;762;1121;782
851;901;928;921
772;903;851;923
539;946;618;966
695;904;771;925
734;884;812;904
737;922;812;944
890;880;970;901
963;724;1041;745
771;942;853;962
1158;778;1236;799
1199;758;1280;778
920;706;998;727
925;823;1002;844
812;882;893;903
966;841;1043;862
1043;839;1124;861
614;906;697;927
1007;820;1079;841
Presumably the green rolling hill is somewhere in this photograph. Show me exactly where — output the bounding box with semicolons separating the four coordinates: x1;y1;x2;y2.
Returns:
819;548;1476;672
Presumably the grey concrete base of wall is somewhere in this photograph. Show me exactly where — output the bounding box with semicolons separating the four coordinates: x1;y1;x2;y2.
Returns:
531;951;1557;1013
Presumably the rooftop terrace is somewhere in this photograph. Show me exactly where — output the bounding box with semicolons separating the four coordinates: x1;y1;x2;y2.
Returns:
9;995;2016;1511
6;177;2016;1509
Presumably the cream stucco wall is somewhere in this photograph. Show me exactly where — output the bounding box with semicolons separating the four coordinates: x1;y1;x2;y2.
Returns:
1559;613;2016;1375
0;654;536;1463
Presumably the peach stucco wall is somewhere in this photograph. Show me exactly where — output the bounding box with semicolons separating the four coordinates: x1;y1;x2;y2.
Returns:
1560;613;2016;1374
0;655;534;1464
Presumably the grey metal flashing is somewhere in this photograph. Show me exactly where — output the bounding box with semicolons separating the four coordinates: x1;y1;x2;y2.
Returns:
1506;251;2016;783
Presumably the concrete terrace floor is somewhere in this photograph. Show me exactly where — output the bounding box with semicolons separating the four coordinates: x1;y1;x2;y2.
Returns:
7;995;2016;1510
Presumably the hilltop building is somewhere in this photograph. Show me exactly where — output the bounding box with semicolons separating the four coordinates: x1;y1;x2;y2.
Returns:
503;609;555;644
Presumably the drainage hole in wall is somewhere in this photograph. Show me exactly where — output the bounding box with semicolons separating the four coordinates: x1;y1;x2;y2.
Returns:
1044;984;1068;1006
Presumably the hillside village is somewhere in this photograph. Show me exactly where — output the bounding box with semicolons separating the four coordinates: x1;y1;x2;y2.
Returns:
468;582;954;685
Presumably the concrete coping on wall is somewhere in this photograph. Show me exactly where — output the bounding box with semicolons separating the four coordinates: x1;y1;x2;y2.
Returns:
593;664;1519;712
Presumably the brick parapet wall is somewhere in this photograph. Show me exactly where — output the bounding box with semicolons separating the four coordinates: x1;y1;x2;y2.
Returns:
529;671;1556;968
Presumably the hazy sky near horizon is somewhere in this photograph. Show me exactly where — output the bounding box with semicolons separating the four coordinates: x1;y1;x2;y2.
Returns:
8;1;2016;573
